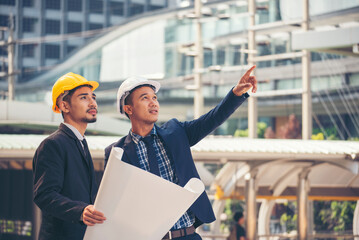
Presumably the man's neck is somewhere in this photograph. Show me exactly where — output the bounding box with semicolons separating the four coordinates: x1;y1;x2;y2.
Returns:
131;122;154;137
64;120;87;136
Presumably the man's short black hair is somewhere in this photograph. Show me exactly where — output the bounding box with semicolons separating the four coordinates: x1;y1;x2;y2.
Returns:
233;211;244;222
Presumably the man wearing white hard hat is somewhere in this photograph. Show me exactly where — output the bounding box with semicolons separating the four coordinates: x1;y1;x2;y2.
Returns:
105;66;257;239
33;73;106;240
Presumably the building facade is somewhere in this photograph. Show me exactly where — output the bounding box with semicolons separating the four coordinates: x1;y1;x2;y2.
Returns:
1;0;359;140
0;0;168;84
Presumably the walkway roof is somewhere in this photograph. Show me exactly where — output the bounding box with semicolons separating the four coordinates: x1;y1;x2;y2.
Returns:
1;134;358;199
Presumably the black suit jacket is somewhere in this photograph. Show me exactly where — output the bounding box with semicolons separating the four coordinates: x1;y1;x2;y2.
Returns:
105;90;249;227
33;123;97;240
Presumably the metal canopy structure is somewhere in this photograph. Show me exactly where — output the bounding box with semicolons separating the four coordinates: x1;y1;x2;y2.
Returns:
198;137;359;239
0;134;359;238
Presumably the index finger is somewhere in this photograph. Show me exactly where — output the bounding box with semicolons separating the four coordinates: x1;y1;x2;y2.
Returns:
243;65;256;78
92;209;105;217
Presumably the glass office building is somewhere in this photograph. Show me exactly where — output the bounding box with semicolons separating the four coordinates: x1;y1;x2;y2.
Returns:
0;0;168;83
5;0;359;139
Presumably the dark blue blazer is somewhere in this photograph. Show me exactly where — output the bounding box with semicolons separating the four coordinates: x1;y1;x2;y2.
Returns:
105;90;249;227
33;123;97;240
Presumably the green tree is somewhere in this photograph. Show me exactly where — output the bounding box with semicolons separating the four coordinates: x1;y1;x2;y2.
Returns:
279;201;297;233
234;122;267;138
314;201;356;232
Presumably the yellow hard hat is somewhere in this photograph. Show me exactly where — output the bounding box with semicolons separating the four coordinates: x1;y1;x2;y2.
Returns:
52;72;99;113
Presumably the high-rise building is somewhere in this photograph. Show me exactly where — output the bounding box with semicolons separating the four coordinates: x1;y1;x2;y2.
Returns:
0;0;168;83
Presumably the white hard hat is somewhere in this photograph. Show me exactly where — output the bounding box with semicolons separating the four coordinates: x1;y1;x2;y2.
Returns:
117;76;161;114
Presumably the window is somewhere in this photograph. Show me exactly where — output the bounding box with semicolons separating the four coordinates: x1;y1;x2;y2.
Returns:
45;20;60;34
109;1;124;16
21;67;37;82
22;44;36;57
67;45;77;54
45;44;60;59
0;46;7;56
89;0;103;14
45;0;60;10
203;50;213;68
0;15;8;27
22;18;37;33
231;45;241;66
0;0;15;6
23;0;34;7
67;21;82;33
216;47;225;66
89;23;102;30
129;3;144;16
67;0;82;11
149;5;164;11
0;65;8;74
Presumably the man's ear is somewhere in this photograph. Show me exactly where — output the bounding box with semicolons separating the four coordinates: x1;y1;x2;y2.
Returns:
123;105;132;116
58;100;70;113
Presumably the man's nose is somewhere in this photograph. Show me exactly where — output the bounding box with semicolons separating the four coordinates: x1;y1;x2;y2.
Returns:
89;98;97;107
149;98;157;106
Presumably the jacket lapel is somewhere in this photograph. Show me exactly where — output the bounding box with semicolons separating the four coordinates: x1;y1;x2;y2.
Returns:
60;123;90;168
121;135;141;168
59;124;93;173
59;123;97;203
155;125;176;168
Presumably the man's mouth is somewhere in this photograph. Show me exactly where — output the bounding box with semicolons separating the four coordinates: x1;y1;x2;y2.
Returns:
87;109;98;115
149;109;158;114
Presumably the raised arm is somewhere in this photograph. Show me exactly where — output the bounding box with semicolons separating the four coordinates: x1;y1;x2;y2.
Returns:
181;66;257;146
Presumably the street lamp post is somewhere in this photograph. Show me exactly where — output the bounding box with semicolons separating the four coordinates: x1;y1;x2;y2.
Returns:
302;0;312;140
248;0;257;139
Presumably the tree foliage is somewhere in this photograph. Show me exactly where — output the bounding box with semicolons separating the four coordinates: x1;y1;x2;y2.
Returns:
314;201;356;232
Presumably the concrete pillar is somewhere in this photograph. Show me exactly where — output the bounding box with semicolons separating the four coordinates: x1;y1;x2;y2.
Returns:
124;0;130;17
104;0;110;27
245;171;257;240
297;169;310;240
82;0;89;31
60;0;67;59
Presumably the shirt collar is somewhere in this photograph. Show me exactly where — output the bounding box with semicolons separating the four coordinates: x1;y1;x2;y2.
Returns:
63;122;84;141
129;126;157;144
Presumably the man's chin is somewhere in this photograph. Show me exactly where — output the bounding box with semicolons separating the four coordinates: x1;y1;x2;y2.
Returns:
84;118;97;123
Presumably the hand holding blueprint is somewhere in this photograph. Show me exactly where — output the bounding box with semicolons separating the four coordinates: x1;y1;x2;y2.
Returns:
84;147;205;240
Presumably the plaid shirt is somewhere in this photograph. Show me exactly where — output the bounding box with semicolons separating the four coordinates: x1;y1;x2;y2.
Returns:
129;127;195;230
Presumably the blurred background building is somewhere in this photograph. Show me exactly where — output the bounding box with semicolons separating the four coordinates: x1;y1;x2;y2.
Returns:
0;0;169;83
1;0;359;140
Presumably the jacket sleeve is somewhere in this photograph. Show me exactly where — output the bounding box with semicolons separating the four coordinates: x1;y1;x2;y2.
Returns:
33;138;87;222
104;143;116;169
180;89;249;146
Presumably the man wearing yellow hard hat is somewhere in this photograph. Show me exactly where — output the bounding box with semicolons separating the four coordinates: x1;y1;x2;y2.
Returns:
33;72;106;240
